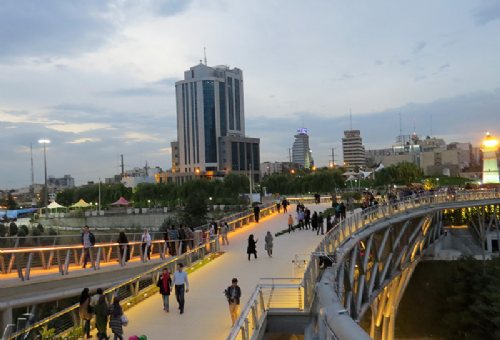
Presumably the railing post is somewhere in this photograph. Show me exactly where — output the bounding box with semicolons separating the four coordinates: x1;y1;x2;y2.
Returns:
25;252;33;280
95;248;101;270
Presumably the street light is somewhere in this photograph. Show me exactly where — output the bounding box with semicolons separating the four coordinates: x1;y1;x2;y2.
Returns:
147;199;151;209
38;139;50;218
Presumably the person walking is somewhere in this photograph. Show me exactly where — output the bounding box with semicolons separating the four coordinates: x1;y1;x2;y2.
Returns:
157;268;172;312
304;208;311;230
317;212;325;235
81;226;95;269
264;231;273;257
141;228;152;261
94;295;110;340
90;288;104;307
220;222;229;245
311;211;318;232
282;198;288;213
253;204;260;223
79;288;92;339
276;201;281;213
168;226;179;256
117;231;129;263
287;214;294;234
108;297;125;340
173;263;189;314
247;234;258;260
224;278;242;326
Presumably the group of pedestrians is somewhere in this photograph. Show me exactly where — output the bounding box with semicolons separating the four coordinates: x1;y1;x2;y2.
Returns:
156;263;190;314
164;225;195;256
246;231;274;260
79;288;126;340
209;220;230;245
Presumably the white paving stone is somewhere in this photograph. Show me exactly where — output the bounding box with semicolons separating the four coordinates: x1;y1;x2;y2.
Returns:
123;203;331;340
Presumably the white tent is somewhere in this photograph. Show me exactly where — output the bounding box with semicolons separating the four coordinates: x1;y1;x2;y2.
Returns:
47;201;66;210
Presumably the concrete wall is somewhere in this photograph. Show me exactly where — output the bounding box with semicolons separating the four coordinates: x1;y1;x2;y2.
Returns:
39;211;178;229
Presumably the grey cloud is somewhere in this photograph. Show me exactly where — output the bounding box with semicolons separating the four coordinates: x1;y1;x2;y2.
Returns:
439;63;450;70
247;89;500;165
473;2;500;26
399;59;411;65
155;0;193;17
432;63;451;75
374;60;384;66
413;41;427;54
104;87;168;97
152;77;180;86
0;1;114;60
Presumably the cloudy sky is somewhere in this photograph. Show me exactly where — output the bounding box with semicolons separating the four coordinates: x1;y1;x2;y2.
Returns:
1;0;500;188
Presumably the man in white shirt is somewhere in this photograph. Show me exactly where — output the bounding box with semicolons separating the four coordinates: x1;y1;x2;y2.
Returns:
141;228;152;261
173;263;189;314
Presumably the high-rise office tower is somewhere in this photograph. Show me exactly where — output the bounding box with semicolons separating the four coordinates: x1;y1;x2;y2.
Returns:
172;62;260;183
292;128;313;168
342;130;366;169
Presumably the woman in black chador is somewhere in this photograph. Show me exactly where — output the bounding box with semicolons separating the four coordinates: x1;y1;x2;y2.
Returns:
247;234;258;260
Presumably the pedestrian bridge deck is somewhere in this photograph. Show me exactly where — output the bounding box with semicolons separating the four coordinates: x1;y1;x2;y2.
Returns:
123;203;330;340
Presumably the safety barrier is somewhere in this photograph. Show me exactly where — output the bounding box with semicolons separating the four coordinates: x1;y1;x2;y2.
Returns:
4;239;220;340
227;190;500;340
0;202;277;282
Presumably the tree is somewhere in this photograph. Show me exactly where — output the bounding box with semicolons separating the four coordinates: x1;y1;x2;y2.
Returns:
374;162;423;186
31;226;42;236
9;222;18;236
37;223;44;234
0;224;6;237
19;225;29;236
180;193;208;227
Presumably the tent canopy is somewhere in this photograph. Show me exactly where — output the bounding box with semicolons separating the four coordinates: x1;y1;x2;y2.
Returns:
47;201;66;209
111;197;130;206
70;199;91;208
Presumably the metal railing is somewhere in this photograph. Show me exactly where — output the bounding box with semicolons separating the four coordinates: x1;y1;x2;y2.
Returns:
227;189;500;340
227;278;304;340
0;202;278;282
4;238;220;340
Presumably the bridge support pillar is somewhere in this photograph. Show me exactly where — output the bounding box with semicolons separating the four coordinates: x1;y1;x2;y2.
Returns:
370;263;417;340
0;307;12;334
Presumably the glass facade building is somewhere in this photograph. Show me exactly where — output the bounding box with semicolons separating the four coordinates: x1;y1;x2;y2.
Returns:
173;63;259;182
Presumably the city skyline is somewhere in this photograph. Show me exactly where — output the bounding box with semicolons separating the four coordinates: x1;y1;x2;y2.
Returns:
1;0;500;187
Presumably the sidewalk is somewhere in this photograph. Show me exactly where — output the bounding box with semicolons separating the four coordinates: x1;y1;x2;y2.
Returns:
123;203;331;339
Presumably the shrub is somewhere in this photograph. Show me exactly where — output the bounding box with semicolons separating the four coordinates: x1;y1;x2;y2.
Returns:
31;227;41;236
48;227;58;236
9;222;18;236
19;225;29;236
37;223;45;234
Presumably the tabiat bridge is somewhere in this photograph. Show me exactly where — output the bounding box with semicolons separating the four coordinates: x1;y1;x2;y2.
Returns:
2;191;500;340
229;190;500;340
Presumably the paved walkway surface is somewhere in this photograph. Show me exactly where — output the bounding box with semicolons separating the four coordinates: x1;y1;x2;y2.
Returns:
123;203;330;340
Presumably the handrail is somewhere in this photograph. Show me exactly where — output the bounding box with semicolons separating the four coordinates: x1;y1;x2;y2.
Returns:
7;238;220;340
227;189;500;340
0;201;278;281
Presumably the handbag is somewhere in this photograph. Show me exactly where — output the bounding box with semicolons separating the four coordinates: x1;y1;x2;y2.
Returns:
121;314;129;327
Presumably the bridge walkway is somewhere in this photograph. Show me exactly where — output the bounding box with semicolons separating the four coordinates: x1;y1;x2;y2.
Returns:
123;203;331;340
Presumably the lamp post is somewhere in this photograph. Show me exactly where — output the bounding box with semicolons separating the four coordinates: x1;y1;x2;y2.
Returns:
38;139;50;218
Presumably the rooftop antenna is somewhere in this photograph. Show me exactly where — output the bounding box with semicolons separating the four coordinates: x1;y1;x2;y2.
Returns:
349;109;353;130
203;47;207;65
30;143;34;200
399;112;403;148
430;113;433;137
